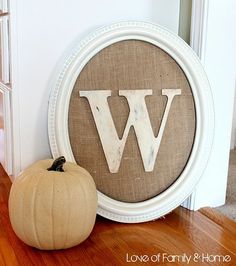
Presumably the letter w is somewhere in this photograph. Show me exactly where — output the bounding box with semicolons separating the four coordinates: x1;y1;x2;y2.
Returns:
80;89;181;173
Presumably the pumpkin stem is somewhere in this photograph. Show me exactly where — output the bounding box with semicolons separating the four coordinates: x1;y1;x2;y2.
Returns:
47;156;66;172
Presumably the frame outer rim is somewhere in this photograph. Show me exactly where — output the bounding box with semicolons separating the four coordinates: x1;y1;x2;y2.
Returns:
48;21;215;223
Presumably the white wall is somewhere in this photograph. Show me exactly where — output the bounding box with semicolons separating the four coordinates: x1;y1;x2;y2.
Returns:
10;0;180;174
230;83;236;149
192;0;236;209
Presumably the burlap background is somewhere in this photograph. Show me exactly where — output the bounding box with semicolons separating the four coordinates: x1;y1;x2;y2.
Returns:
68;40;196;203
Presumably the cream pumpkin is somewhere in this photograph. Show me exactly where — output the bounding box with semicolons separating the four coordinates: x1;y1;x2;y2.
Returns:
8;157;98;250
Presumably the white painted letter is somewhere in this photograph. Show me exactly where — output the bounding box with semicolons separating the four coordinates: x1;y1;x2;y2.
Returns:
80;89;181;173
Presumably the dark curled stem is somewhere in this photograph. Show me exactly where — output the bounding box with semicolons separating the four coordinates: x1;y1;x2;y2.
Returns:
47;156;66;172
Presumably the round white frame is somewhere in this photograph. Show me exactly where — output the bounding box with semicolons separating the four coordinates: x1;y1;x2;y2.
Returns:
48;21;214;223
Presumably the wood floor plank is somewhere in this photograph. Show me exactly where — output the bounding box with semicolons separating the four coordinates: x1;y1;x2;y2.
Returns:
175;208;236;253
200;207;236;235
0;238;19;266
0;164;236;265
180;209;236;255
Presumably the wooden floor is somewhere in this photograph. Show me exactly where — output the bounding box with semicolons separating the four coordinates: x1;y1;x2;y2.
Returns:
0;166;236;265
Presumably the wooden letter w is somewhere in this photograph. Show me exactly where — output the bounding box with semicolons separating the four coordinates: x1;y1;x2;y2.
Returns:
80;89;181;173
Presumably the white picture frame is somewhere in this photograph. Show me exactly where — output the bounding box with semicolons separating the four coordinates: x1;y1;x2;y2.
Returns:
48;21;214;223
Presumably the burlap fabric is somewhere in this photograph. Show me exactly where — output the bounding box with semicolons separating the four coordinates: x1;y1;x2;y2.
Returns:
68;40;196;203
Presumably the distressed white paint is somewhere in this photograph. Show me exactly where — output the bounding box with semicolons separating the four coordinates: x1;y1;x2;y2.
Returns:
80;89;181;173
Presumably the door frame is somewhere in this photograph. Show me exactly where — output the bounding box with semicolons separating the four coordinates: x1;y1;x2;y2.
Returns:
183;0;236;210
